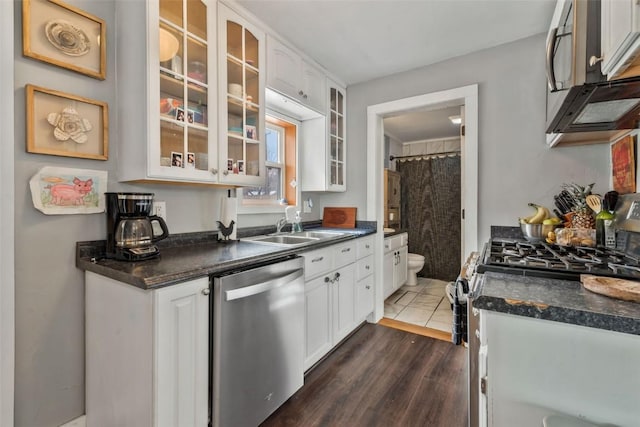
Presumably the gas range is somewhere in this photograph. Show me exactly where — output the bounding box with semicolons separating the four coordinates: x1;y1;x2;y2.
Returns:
477;238;640;281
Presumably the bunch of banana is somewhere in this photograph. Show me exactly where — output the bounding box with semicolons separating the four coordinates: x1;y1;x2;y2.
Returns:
519;203;562;225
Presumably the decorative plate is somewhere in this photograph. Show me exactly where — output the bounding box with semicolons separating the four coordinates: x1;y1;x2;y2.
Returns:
44;19;90;56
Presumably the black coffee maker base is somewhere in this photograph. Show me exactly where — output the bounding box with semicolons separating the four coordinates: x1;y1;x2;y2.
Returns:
110;246;160;261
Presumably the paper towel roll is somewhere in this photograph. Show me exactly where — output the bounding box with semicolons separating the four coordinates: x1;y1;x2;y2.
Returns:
218;196;237;240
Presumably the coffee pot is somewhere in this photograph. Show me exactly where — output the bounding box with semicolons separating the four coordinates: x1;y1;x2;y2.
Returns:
105;192;169;261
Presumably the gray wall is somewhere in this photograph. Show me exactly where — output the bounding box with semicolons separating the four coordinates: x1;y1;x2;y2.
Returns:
316;33;611;246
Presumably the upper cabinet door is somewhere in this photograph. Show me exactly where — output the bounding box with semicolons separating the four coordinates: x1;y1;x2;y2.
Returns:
327;80;346;191
266;35;326;113
601;0;640;79
116;0;218;184
218;3;266;185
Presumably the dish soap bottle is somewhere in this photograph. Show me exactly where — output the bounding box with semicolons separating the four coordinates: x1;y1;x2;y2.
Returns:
596;198;615;248
293;211;303;233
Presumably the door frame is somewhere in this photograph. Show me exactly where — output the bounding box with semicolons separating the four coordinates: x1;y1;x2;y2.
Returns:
1;1;14;425
366;84;478;321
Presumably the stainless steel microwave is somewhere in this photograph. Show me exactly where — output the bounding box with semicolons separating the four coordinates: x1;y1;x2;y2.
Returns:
546;0;640;147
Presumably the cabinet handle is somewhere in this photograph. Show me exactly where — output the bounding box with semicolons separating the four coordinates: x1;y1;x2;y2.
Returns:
341;247;351;253
365;285;371;290
312;256;324;263
365;244;370;249
210;168;218;175
334;272;340;281
365;265;370;270
202;288;210;296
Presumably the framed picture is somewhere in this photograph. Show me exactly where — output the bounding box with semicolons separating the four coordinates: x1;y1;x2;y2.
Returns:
611;135;636;194
171;151;183;167
26;84;108;160
175;107;185;122
23;0;106;80
186;151;195;169
29;166;107;215
237;160;245;175
246;125;257;140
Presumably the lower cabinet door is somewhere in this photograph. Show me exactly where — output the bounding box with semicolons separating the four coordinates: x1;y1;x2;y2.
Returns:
383;251;395;299
155;277;210;427
396;246;408;288
355;275;374;322
332;264;356;343
304;274;332;370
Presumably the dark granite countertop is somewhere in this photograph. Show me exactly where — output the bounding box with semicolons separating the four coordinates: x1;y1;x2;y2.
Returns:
473;271;640;336
77;226;376;290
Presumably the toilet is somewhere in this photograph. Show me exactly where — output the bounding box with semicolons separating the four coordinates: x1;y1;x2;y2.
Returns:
406;253;425;286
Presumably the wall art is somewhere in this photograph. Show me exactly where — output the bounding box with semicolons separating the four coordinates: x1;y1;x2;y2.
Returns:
29;166;108;215
611;134;636;194
23;0;106;80
26;84;109;160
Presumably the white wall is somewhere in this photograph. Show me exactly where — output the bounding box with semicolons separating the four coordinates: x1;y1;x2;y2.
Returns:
316;33;610;245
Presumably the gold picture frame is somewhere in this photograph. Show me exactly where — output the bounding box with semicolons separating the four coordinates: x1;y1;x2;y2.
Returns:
23;0;106;80
26;84;109;161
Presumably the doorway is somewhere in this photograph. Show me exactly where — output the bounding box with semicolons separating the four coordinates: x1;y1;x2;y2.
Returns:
366;85;478;323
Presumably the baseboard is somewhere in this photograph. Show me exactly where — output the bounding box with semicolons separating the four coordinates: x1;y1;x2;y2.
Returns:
59;415;86;427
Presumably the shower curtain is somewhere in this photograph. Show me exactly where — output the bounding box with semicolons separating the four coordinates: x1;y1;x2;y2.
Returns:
397;154;461;282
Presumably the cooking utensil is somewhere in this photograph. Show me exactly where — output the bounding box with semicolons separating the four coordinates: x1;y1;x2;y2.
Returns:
586;194;602;213
581;274;640;303
603;191;619;212
520;223;555;242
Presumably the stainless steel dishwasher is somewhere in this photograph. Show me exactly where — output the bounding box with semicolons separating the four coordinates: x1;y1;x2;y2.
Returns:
211;256;304;427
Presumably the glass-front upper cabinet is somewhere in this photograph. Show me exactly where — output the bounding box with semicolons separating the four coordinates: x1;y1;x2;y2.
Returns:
328;83;346;191
156;0;216;180
115;0;217;183
217;3;266;185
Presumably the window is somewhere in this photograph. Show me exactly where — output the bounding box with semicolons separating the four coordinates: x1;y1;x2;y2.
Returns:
239;113;298;212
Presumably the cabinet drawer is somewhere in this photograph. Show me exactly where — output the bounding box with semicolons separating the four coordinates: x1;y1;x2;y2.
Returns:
333;241;356;269
356;255;374;281
356;236;374;259
302;247;333;280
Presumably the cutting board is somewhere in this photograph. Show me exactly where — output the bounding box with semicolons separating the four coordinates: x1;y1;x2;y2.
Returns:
580;274;640;303
322;207;356;229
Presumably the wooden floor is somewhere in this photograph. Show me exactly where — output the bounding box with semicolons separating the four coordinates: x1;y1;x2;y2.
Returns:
261;323;468;427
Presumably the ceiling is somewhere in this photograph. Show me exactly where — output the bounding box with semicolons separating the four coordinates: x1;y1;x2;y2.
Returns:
237;0;556;142
237;0;556;86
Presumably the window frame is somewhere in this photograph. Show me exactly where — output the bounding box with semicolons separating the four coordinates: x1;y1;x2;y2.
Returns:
237;109;300;214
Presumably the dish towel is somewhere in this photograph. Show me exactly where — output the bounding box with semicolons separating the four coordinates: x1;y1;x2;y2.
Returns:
218;196;237;241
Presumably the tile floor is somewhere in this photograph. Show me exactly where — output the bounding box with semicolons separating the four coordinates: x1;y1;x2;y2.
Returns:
383;277;452;332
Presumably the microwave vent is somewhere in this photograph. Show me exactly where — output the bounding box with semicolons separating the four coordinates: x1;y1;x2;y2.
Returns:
573;98;640;124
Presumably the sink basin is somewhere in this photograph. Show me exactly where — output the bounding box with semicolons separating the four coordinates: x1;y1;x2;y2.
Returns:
244;230;350;247
244;235;319;246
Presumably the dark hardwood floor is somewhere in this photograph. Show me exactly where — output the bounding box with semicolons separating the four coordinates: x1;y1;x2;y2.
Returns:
261;323;468;427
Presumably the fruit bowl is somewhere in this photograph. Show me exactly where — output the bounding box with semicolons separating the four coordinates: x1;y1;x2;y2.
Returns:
520;223;555;242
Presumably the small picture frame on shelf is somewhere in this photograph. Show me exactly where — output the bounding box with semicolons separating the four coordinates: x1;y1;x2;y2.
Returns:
227;158;233;171
22;0;106;80
186;152;195;169
175;107;185;122
237;160;245;175
187;110;194;124
246;125;256;140
171;151;183;167
26;84;108;161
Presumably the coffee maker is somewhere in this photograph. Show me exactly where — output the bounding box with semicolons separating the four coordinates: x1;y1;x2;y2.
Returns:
105;192;169;261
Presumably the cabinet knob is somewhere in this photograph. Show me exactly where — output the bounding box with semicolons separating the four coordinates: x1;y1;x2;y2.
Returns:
334;272;340;280
210;168;218;175
223;170;229;175
365;244;370;249
202;288;210;296
365;285;371;290
365;265;370;270
303;94;308;99
298;90;304;96
324;276;331;283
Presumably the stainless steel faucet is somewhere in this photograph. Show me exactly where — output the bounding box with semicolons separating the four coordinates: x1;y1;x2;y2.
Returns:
276;216;287;233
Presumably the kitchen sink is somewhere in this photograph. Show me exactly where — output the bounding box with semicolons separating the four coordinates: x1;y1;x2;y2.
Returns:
244;230;350;247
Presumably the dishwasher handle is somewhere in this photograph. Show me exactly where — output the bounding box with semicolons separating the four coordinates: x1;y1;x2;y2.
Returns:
225;268;304;301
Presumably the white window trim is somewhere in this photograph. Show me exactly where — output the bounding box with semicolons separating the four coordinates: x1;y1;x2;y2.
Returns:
237;109;300;214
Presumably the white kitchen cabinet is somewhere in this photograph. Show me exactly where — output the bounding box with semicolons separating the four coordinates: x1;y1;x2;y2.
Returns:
267;35;326;113
479;310;640;427
302;238;365;370
115;0;220;184
383;233;408;299
601;0;640;80
300;79;347;192
85;272;209;427
217;3;266;185
355;235;375;322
